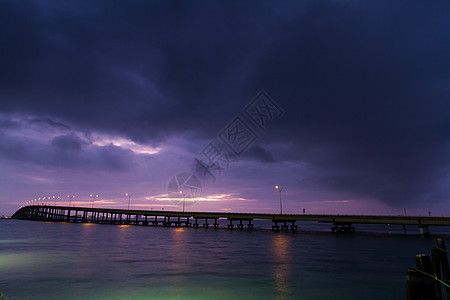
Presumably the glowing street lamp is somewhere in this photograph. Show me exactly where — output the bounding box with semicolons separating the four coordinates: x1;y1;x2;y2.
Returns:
275;185;284;214
179;190;187;212
125;193;131;210
67;195;75;207
90;194;98;208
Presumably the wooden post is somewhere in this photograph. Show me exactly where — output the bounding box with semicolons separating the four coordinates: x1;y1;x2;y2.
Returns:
432;247;443;300
407;268;426;300
437;239;450;299
415;254;439;300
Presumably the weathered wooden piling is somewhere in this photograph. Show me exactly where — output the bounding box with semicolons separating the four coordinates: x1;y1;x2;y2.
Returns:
407;239;450;300
432;247;444;300
407;268;428;300
416;254;439;300
437;239;450;299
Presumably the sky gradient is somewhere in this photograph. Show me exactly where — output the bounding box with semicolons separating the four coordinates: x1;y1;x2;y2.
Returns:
1;0;450;216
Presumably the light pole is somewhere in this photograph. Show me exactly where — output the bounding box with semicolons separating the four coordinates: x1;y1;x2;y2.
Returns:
275;185;283;214
179;190;187;212
90;194;98;208
67;195;75;207
126;193;131;210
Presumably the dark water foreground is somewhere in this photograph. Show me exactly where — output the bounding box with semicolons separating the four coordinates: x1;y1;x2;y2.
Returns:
1;219;449;300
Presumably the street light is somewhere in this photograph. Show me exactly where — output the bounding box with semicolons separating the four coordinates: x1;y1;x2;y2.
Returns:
125;193;131;210
67;195;75;207
90;194;98;208
179;190;187;212
275;185;283;214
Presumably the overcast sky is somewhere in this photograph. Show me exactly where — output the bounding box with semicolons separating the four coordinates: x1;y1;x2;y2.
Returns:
1;0;450;216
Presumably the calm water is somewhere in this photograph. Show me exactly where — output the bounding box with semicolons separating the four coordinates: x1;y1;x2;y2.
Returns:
1;219;449;299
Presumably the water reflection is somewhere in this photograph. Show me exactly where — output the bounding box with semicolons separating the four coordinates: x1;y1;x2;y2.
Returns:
116;224;132;246
169;227;189;286
271;234;292;300
78;222;98;248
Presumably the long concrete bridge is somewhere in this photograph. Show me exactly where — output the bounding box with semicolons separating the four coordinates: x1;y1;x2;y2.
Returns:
11;205;450;235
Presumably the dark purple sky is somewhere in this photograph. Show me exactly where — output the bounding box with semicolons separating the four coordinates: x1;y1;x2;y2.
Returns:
1;0;450;216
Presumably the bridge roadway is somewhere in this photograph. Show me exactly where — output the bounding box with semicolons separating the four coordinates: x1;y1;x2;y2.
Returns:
11;205;450;235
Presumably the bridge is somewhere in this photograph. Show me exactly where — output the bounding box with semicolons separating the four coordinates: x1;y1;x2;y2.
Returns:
11;205;450;235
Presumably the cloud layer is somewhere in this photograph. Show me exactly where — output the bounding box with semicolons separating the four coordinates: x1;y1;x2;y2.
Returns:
1;0;450;214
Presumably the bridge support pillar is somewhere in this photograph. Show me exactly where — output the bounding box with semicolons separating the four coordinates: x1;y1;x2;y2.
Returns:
272;221;280;231
273;220;297;232
227;219;234;229
332;223;355;234
281;221;289;231
213;218;219;229
290;221;297;232
237;219;244;230
247;220;254;230
419;225;429;236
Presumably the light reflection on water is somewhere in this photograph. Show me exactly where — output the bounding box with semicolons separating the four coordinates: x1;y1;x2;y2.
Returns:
271;234;291;300
1;219;450;299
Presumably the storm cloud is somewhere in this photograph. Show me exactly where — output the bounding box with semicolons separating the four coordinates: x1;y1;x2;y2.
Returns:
1;0;450;214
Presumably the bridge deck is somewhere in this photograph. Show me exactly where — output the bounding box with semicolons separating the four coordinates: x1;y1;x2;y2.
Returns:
11;205;450;234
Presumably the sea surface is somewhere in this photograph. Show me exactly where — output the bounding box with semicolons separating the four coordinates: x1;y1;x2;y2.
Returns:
1;218;449;299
